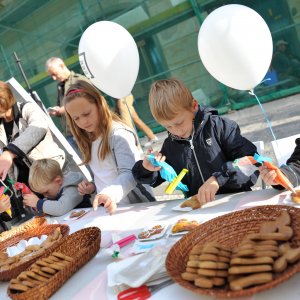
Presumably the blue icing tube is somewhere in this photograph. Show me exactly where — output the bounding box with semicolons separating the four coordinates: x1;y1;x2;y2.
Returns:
253;153;272;164
147;154;189;192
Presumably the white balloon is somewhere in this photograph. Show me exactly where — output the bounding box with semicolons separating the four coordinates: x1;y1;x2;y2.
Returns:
79;21;139;98
198;4;273;90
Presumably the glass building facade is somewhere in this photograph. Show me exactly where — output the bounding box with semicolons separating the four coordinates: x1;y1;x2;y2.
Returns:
0;0;299;135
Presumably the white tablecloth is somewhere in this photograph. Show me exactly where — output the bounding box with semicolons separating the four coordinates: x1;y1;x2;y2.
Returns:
1;187;300;299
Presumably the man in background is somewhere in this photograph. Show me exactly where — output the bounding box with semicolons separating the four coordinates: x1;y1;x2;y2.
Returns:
45;57;90;154
272;40;300;81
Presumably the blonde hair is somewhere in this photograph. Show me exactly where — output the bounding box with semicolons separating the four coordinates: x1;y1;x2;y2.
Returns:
63;80;122;163
0;81;16;111
29;159;63;192
149;78;194;121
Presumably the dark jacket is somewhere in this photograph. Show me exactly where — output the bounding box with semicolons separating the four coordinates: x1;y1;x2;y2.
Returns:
272;138;300;190
0;212;11;233
132;106;258;197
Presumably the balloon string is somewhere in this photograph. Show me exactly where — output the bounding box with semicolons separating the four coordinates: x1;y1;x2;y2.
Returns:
249;89;277;141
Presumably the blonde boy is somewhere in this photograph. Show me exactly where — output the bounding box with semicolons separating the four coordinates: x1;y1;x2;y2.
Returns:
23;159;89;216
132;78;259;205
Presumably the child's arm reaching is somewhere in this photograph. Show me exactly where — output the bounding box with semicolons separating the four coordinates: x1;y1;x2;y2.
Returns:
196;176;219;205
78;180;96;195
259;165;280;186
142;151;165;172
93;194;116;215
132;152;166;187
23;193;39;208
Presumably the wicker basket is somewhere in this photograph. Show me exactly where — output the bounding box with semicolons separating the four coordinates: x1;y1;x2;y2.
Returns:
0;224;70;281
166;205;300;298
0;217;47;243
8;226;101;300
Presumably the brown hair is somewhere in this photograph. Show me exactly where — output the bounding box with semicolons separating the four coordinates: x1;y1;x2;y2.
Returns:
149;78;194;122
29;159;63;192
64;80;122;163
0;81;16;111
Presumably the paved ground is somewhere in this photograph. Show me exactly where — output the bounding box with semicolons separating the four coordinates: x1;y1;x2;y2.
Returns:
139;93;300;199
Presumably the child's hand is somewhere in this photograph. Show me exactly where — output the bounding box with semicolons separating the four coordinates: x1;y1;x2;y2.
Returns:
259;165;277;186
48;106;64;116
23;194;39;208
93;194;117;215
78;180;96;195
0;195;11;213
142;151;166;172
0;151;15;180
197;176;219;205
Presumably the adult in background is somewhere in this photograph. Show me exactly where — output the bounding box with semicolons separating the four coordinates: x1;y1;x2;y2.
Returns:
114;94;159;147
45;57;90;154
272;40;300;81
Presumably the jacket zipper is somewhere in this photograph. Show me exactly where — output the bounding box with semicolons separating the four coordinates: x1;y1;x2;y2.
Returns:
170;126;205;184
189;138;205;183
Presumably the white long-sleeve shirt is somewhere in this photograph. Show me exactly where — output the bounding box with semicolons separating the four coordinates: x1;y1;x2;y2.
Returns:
89;122;142;204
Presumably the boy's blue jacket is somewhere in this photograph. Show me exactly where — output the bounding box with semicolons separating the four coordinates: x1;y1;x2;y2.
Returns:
132;106;259;196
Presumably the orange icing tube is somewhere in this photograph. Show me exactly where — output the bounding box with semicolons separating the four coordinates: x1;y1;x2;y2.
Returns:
263;161;296;193
0;193;12;217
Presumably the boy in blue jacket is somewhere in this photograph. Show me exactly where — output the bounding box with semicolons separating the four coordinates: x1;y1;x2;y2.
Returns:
132;78;259;205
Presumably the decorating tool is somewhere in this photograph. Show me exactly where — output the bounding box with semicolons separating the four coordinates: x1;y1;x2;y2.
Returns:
263;161;296;193
117;279;173;300
234;154;296;193
106;234;137;249
13;181;32;194
165;168;188;195
0;180;13;217
114;234;137;248
146;154;189;194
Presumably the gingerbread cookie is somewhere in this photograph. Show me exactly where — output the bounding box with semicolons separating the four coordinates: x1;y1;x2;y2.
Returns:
194;276;225;288
273;243;300;272
255;211;293;241
292;190;300;203
8;251;73;295
70;210;86;218
180;195;201;210
182;241;231;289
171;219;199;234
230;272;273;291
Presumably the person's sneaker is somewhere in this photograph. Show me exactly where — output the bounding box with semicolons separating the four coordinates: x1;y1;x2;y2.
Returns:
144;136;159;147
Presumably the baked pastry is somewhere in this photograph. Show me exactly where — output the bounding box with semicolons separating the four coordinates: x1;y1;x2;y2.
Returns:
70;210;85;218
292;190;300;203
180;195;201;210
171;219;199;233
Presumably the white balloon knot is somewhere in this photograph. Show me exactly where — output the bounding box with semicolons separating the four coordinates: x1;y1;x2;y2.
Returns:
248;89;255;96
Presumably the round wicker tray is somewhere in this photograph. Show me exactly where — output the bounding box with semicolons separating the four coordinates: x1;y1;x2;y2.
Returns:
0;224;70;281
0;217;47;242
8;226;101;300
166;205;300;298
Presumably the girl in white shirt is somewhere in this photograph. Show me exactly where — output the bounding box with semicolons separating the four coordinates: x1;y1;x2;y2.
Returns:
64;81;154;214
